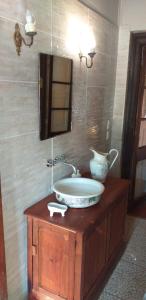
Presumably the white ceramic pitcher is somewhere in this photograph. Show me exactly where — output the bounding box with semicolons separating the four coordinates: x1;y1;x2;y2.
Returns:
90;148;119;182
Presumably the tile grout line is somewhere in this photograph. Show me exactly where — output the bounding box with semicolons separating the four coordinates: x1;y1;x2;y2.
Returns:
0;15;52;37
0;130;38;141
0;80;38;84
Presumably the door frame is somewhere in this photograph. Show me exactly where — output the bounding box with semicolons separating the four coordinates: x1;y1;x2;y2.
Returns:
0;182;7;300
121;31;146;208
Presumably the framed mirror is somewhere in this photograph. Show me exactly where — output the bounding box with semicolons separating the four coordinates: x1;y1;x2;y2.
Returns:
39;53;73;140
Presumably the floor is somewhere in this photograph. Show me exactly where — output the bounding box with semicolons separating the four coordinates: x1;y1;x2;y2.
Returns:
98;216;146;300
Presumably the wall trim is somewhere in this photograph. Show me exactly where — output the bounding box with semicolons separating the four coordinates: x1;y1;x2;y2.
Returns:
0;181;7;300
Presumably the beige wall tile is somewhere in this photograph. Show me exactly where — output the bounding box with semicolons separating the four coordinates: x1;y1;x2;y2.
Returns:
0;0;26;23
0;19;38;81
52;0;88;41
88;9;118;56
81;0;120;25
0;82;39;138
87;52;112;87
112;115;124;140
29;0;52;33
111;27;130;175
113;87;126;117
0;0;52;33
0;18;51;81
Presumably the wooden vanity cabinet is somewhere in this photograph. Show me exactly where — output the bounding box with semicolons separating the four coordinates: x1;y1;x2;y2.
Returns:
107;196;127;261
24;177;129;300
82;218;107;298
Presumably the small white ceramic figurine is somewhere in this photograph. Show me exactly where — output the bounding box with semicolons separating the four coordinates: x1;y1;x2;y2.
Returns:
47;202;68;217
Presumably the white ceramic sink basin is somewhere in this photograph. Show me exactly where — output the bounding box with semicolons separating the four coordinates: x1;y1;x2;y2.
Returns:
53;177;104;208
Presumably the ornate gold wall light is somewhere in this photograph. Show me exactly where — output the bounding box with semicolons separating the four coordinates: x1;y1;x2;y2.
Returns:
14;10;37;56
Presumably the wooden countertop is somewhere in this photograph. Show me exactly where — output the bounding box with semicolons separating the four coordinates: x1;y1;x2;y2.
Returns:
24;177;129;233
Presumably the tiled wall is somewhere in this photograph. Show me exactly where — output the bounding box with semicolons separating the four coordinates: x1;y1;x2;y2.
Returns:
80;0;120;24
0;0;118;299
111;26;130;176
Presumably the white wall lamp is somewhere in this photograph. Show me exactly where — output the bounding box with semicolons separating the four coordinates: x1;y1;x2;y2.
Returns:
14;10;37;56
79;51;96;68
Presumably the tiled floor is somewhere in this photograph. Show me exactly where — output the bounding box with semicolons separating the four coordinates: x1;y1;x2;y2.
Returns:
98;216;146;300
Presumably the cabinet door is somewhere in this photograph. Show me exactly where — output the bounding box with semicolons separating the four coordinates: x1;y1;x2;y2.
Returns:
83;218;107;297
108;197;127;259
32;221;76;300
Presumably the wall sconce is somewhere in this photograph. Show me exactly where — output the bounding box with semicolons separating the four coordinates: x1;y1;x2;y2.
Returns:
14;10;37;56
79;51;96;68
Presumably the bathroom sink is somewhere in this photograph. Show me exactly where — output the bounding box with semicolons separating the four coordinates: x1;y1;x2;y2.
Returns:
53;177;104;208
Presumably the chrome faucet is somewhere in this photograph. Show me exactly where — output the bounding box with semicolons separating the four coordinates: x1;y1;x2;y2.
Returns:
63;162;77;175
46;155;81;177
63;162;81;177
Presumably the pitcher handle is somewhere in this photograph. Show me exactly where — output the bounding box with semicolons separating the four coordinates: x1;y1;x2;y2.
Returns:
108;149;119;170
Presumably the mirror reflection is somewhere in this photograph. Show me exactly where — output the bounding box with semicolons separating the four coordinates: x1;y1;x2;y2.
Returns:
39;53;73;140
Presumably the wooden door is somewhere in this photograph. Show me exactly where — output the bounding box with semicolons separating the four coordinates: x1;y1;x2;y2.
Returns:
0;181;7;300
32;220;76;300
122;32;146;208
107;197;127;260
133;46;146;202
83;218;107;297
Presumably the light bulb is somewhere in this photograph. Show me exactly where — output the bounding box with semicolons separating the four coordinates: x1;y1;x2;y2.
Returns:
25;10;36;34
26;10;34;24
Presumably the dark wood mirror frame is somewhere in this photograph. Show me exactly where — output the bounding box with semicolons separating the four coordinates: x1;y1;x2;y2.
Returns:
39;53;73;140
